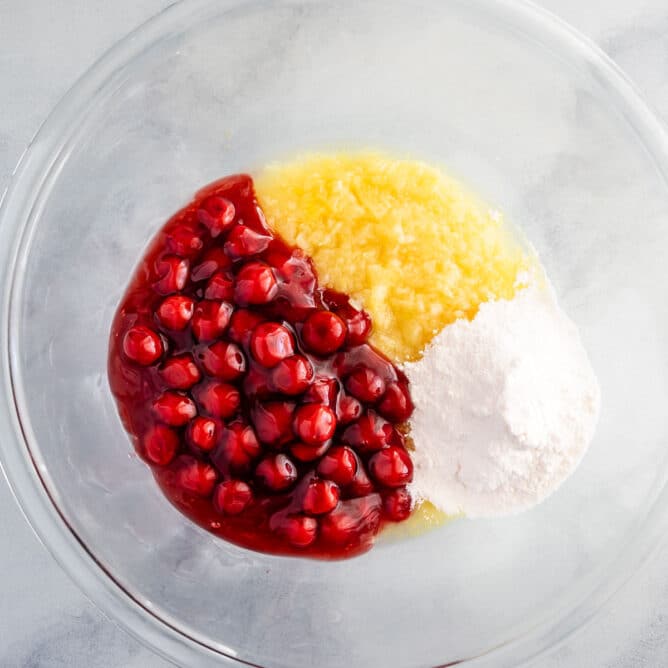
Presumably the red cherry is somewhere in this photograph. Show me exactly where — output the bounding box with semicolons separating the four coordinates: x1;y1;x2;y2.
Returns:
266;247;312;280
250;322;295;368
368;446;413;488
165;223;204;257
266;249;317;306
153;391;197;426
122;325;163;365
160;355;201;389
186;417;219;452
235;261;278;305
293;404;337;445
320;495;382;546
255;454;298;491
336;394;363;424
242;367;273;400
278;251;316;290
224;225;272;258
197;195;236;237
348;463;375;497
251;401;295;447
153;255;189;295
377;381;414;422
303;376;338;406
211;421;261;474
143;425;179;466
302;478;340;515
227;421;261;457
317;446;358;486
383;487;412;521
213;480;253;515
271;355;314;395
191;247;232;282
204;272;235;301
289;441;330;462
191;300;233;341
270;513;318;547
342;411;393;452
156;294;195;331
194;382;241;419
199;341;246;380
264;246;293;273
228;309;265;345
338;304;372;346
301;310;347;355
172;455;217;496
345;367;386;404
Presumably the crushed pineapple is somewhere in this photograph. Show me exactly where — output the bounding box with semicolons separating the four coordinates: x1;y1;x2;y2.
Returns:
256;152;530;363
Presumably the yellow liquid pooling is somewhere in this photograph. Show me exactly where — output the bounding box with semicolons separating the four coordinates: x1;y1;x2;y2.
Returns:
256;152;530;364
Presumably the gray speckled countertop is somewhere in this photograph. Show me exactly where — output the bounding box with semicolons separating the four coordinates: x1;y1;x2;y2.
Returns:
2;1;668;666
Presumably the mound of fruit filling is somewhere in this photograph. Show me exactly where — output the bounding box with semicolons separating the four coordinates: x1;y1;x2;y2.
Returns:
109;174;415;558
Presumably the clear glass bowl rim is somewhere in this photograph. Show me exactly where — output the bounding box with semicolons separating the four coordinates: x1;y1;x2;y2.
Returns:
1;1;668;666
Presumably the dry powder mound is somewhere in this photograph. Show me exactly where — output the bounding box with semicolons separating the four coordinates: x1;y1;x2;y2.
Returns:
404;284;600;518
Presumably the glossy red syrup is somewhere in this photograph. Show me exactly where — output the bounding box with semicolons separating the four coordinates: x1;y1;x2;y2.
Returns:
108;174;415;558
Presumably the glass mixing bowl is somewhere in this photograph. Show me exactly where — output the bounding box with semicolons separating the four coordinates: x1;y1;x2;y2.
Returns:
2;0;668;666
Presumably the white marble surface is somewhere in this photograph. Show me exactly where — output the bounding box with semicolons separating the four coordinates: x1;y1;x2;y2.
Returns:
2;0;668;666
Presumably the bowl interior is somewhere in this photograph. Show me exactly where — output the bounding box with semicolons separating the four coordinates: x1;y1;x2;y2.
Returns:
5;1;668;666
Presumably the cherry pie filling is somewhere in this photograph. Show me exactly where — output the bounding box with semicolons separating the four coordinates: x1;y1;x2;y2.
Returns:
108;174;415;558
